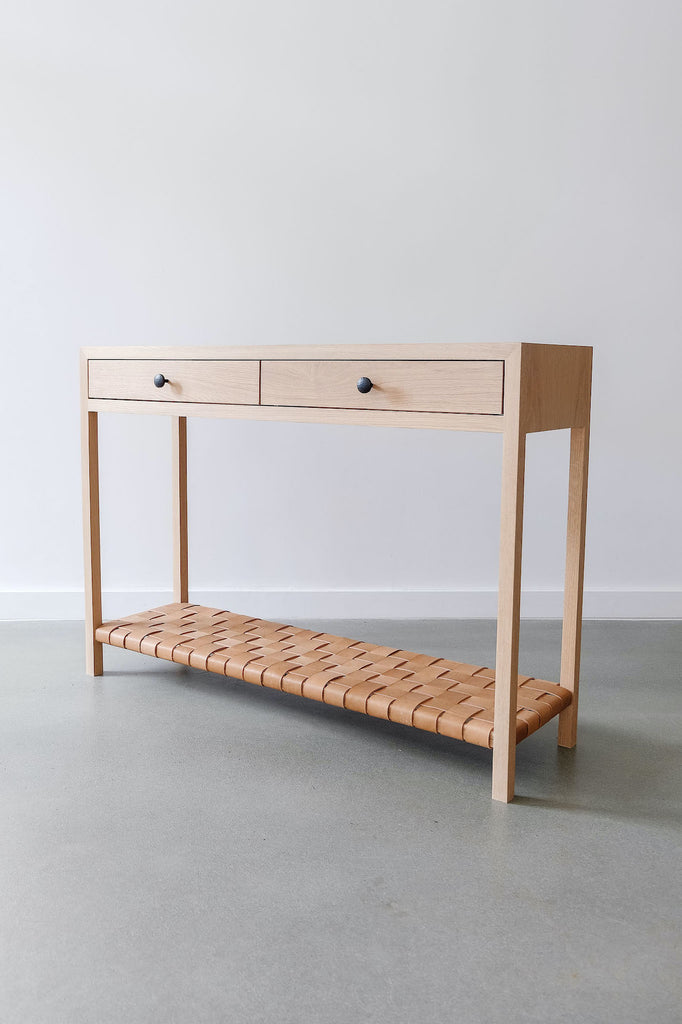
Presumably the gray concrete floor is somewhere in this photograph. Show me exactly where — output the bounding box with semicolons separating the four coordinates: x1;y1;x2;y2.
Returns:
1;619;680;1024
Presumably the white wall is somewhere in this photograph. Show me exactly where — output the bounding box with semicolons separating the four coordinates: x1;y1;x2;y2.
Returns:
1;0;681;620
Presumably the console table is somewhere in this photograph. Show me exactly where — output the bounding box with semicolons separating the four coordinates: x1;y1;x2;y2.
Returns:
81;343;592;802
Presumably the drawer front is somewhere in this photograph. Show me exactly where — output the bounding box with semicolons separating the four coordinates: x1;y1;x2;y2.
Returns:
260;360;504;415
88;359;260;405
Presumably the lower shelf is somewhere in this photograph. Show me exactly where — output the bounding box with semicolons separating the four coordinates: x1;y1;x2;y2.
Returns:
95;603;572;748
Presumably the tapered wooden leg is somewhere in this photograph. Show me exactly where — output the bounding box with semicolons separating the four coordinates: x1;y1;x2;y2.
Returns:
558;424;590;747
172;416;188;603
82;409;103;676
492;429;526;802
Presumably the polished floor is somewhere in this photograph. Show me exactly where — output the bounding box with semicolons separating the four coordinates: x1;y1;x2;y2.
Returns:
1;619;680;1024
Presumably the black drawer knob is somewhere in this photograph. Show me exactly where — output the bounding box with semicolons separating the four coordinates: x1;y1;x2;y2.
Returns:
357;376;373;394
154;373;169;388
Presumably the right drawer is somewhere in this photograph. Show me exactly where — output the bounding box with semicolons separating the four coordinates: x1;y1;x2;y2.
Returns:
260;360;504;415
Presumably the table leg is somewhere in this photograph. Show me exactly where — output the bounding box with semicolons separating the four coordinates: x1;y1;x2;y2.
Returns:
492;428;526;802
558;424;590;747
172;416;188;604
82;409;102;675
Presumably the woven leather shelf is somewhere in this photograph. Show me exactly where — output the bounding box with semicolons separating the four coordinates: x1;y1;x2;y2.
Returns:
95;603;572;748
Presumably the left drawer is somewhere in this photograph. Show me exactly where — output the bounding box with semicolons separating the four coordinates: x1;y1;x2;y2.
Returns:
88;360;260;405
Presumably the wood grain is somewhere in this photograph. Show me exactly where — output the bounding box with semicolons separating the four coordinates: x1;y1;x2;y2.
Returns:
81;343;520;362
492;347;526;802
261;360;504;415
80;353;102;676
172;417;188;604
87;398;507;433
558;422;591;747
88;359;259;405
521;344;592;432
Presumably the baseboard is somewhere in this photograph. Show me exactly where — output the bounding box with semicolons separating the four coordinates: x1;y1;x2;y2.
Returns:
1;589;680;621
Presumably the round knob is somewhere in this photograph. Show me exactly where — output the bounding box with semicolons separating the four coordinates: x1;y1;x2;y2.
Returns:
357;376;373;394
154;373;169;388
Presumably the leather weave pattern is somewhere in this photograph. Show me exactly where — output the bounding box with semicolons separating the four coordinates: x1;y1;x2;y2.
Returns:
95;603;571;748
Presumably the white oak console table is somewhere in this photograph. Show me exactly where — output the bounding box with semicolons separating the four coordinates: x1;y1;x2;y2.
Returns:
81;343;592;802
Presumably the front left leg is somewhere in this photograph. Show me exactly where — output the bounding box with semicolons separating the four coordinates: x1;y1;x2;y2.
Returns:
492;428;526;802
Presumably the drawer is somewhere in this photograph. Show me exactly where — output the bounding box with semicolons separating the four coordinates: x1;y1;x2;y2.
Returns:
88;359;260;405
260;360;504;415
